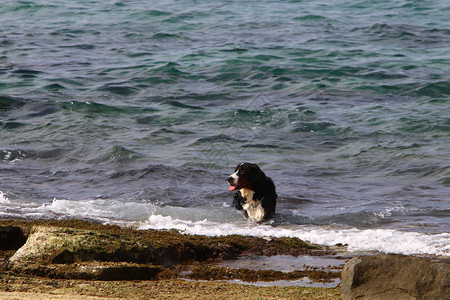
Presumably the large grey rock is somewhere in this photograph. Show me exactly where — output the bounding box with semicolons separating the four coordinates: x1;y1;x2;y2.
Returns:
341;254;449;300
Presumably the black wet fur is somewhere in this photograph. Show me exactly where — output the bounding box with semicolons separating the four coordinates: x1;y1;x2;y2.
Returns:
231;163;277;220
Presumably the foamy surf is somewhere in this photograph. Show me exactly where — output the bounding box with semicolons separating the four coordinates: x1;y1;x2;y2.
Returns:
138;214;450;257
0;191;10;204
1;195;448;257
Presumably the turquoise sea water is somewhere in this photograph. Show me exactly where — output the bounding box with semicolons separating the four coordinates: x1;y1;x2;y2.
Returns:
1;1;449;255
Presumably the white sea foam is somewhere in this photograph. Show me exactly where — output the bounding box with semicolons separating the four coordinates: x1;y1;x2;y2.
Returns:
41;198;156;221
0;191;10;204
138;214;450;256
1;197;449;257
39;198;241;224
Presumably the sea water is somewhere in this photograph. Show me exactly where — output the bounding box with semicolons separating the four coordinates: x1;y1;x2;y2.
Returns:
1;0;449;256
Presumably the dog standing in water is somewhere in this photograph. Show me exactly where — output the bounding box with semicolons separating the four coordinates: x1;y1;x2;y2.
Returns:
227;163;277;222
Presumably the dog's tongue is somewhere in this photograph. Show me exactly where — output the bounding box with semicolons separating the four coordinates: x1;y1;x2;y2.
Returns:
228;185;236;192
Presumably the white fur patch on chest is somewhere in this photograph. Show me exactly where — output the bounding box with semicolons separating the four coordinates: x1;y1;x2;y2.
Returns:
240;188;265;222
239;188;254;203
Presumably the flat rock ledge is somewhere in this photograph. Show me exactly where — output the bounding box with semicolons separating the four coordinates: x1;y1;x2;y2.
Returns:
6;221;448;299
6;223;332;281
341;254;449;300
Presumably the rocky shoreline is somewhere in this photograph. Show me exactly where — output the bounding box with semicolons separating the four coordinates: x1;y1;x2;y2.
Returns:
0;219;343;299
1;219;448;299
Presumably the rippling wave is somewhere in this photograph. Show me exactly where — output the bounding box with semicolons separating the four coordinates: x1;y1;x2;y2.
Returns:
0;0;449;250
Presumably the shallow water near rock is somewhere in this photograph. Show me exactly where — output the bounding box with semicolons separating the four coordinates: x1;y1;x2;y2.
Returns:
212;254;345;287
200;278;341;288
214;254;345;273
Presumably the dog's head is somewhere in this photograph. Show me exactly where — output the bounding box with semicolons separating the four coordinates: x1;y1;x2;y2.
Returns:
227;162;266;192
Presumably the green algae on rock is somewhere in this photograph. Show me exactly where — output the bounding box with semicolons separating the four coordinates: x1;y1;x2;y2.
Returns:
7;221;332;281
158;265;340;283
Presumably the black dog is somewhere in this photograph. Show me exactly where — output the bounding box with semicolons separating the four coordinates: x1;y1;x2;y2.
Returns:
227;162;277;222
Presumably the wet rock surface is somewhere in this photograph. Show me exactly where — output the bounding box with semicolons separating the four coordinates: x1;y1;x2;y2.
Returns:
5;219;448;299
341;254;450;300
4;220;337;283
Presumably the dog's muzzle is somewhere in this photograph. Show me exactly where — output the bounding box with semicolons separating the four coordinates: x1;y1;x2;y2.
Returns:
227;175;238;191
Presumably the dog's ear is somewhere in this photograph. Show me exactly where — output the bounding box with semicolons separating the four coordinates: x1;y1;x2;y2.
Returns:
234;162;244;172
248;163;266;186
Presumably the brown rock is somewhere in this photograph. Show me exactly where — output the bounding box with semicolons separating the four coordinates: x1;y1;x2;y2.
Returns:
0;226;26;250
341;254;450;300
6;224;329;281
10;261;162;280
